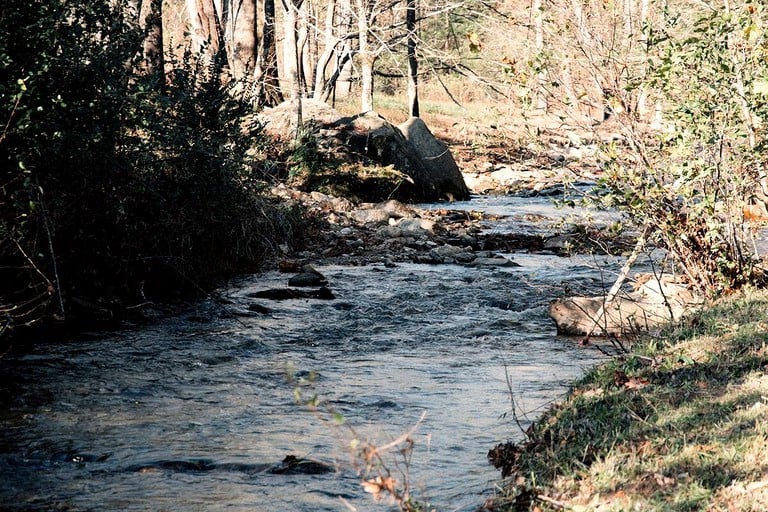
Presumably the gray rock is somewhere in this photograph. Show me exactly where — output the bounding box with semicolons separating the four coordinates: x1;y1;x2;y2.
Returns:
471;257;520;267
376;199;415;218
396;218;435;234
289;273;326;287
431;244;466;259
349;209;391;225
288;265;327;287
549;274;703;336
398;117;470;201
376;225;403;238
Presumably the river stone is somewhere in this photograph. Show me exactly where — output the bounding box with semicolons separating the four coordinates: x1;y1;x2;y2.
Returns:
376;199;416;219
549;274;703;336
431;244;467;259
471;256;520;267
288;272;326;287
269;455;335;475
543;234;577;252
377;225;404;238
349;208;391;225
489;166;525;185
396;218;435;233
462;173;498;194
413;253;444;264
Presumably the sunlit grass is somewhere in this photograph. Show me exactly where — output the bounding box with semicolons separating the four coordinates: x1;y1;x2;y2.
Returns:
492;288;768;511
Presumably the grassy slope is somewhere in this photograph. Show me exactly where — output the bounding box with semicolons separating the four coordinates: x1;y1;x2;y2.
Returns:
493;289;768;512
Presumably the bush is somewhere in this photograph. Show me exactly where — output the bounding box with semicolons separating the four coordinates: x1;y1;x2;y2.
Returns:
1;1;301;331
595;2;768;297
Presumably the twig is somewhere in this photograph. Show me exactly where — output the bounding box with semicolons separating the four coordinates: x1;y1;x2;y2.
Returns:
36;185;65;319
536;493;568;509
588;224;649;337
504;364;530;438
371;411;426;455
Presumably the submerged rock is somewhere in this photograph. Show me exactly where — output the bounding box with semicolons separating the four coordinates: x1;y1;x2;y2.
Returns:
249;287;335;301
268;455;335;475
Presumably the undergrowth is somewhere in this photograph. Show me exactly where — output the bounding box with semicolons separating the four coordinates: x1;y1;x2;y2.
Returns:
489;288;768;512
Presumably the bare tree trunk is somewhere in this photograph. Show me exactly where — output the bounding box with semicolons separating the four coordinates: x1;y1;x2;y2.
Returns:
533;0;546;112
223;0;258;82
356;0;374;112
313;0;337;99
406;0;419;117
297;0;310;96
562;58;579;115
282;0;305;135
324;0;355;102
135;0;164;81
636;0;650;117
186;0;227;75
253;0;284;106
623;0;633;37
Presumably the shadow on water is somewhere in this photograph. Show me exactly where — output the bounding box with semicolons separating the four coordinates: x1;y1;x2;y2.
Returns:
0;197;632;511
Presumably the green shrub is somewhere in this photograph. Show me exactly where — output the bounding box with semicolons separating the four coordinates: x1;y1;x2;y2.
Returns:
596;1;768;297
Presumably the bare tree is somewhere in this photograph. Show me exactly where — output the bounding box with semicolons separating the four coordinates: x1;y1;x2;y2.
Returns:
221;0;258;82
186;0;227;74
253;0;284;106
282;0;306;133
355;0;376;111
137;0;165;80
406;0;419;117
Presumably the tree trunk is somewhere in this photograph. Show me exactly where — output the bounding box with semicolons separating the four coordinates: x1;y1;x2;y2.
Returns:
636;0;650;117
282;0;304;136
297;0;311;96
406;0;419;117
136;0;164;81
223;0;258;82
533;0;546;112
186;0;227;75
253;0;283;106
312;0;337;99
323;0;354;102
356;0;374;112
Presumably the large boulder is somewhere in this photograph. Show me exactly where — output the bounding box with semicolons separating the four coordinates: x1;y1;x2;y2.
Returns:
258;101;470;202
398;117;470;201
549;274;703;337
331;112;469;201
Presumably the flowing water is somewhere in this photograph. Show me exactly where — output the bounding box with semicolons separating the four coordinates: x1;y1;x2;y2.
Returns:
0;195;623;511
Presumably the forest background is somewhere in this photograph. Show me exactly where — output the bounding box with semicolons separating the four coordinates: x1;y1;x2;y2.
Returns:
2;0;768;335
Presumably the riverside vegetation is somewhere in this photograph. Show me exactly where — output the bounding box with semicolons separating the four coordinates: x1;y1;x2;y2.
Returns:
486;2;768;511
488;288;768;512
0;2;308;335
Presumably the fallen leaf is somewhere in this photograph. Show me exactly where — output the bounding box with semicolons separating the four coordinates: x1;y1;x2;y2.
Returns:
624;377;649;390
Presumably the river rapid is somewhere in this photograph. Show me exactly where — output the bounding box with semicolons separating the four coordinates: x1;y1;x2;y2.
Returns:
0;195;620;511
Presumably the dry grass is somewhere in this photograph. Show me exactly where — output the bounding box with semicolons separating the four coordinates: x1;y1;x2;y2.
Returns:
490;288;768;512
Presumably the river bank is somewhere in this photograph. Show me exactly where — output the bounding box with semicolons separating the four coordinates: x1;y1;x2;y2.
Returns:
488;288;768;511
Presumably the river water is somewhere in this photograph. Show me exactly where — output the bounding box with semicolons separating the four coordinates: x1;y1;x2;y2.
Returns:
0;195;620;511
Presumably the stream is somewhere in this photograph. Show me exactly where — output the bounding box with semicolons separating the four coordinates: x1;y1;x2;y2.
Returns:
0;194;623;511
